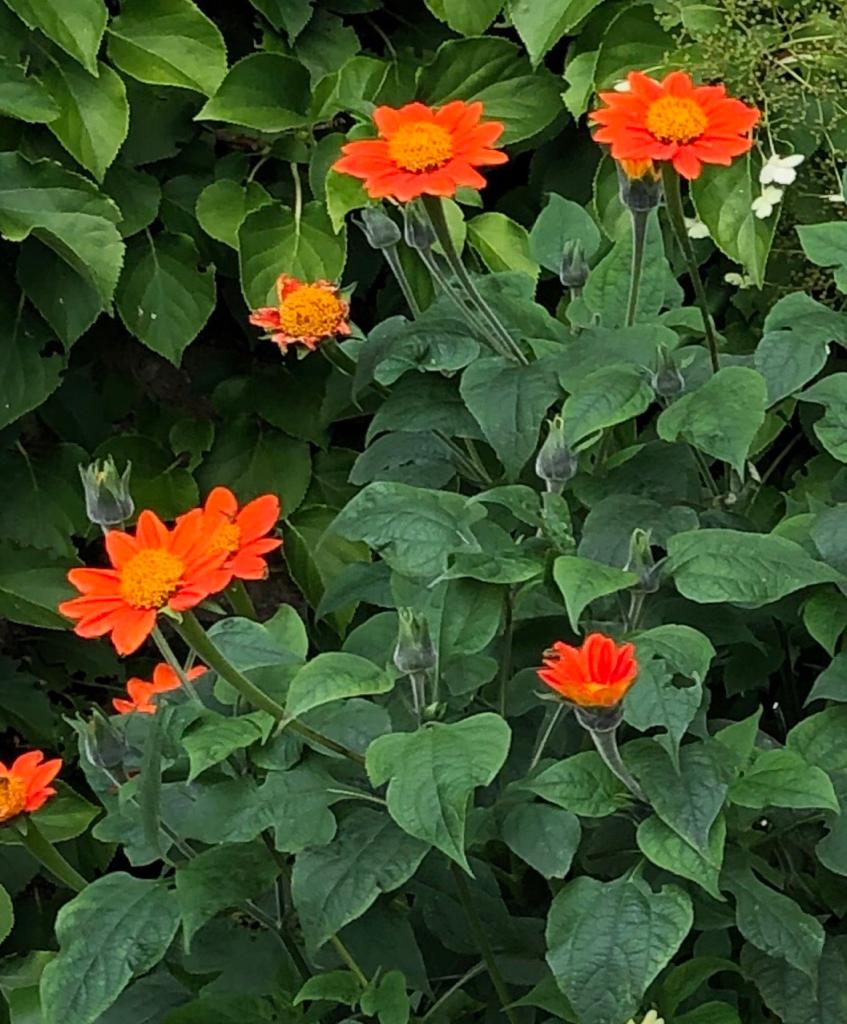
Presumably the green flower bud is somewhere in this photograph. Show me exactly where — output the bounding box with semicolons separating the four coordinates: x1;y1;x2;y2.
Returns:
616;159;663;213
358;206;401;250
535;415;578;488
650;346;685;398
79;456;134;528
393;608;436;675
559;238;589;290
624;528;662;594
402;206;436;252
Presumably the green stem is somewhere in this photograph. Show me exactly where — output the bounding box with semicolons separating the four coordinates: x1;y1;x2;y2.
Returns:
152;624;203;706
498;595;513;718
17;818;88;892
228;579;258;620
625;209;649;327
382;245;422;318
174;612;366;766
528;703;564;773
661;164;720;373
330;934;369;987
588;727;647;804
450;863;519;1024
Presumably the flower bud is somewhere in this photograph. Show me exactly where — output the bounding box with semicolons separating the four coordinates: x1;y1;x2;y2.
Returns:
559;238;589;290
624;528;662;594
535;415;578;488
358;206;401;250
574;703;623;733
402;206;436;252
650;348;685;399
79;456;134;528
393;608;436;676
617;159;662;212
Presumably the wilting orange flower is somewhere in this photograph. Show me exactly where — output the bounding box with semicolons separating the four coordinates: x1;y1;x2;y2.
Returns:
59;510;232;656
538;633;638;708
113;663;207;715
197;486;281;581
591;70;759;180
0;751;61;823
249;274;350;354
332;100;507;202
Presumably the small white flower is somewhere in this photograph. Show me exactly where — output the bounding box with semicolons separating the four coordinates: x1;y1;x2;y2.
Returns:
626;1013;665;1024
751;185;783;219
613;79;632;92
826;192;846;204
724;271;753;289
684;215;710;239
760;152;804;186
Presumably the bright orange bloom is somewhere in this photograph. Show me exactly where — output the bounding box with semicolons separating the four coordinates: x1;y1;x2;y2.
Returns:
591;70;759;180
196;486;281;581
0;751;61;822
538;633;638;708
249;274;350;354
113;663;207;715
59;509;232;657
332;100;507;202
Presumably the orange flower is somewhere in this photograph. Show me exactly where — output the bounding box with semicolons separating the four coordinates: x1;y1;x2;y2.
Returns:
591;70;759;180
197;486;282;581
113;663;207;715
332;100;507;202
58;509;232;656
249;274;350;354
0;751;61;823
538;633;638;708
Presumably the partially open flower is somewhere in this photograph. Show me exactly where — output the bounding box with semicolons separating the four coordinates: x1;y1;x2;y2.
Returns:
249;274;350;355
759;152;803;186
113;663;207;714
751;185;783;219
538;633;638;708
0;752;61;823
195;486;281;581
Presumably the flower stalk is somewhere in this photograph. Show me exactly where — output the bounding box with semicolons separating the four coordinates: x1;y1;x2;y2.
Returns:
16;818;88;893
625;208;649;327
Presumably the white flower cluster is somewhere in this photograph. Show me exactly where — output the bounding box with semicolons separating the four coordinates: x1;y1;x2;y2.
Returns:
684;215;709;239
751;152;804;219
626;1011;664;1024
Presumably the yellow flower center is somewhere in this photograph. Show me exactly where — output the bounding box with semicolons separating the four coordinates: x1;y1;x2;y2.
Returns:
0;775;27;824
388;121;454;173
119;549;184;609
619;158;659;181
645;96;708;145
278;287;344;340
209;521;241;555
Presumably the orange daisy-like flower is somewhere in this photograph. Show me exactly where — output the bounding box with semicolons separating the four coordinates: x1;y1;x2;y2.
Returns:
538;633;638;708
197;486;282;581
0;751;62;823
591;70;759;180
332;100;508;202
58;509;232;657
113;663;207;715
249;274;350;354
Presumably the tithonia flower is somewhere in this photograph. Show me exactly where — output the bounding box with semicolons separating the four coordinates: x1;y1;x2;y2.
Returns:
332;100;507;202
591;70;759;180
0;751;61;823
113;663;207;715
59;509;232;656
538;633;638;708
249;274;350;354
197;486;281;580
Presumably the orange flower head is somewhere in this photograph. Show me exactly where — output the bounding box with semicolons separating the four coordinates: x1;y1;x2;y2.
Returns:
0;751;62;822
113;663;207;715
59;509;233;656
197;486;281;581
332;100;508;202
591;70;759;180
538;633;638;708
249;274;350;354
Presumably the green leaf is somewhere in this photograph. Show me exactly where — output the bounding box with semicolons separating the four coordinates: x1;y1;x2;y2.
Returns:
360;971;410;1024
623;660;701;765
2;0;106;75
183;711;270;781
657;367;768;475
0;291;64;428
637;813;725;900
286;652;393;719
0;152;123;304
40;56;128;181
366;713;511;871
797;220;847;291
196;180;273;250
424;0;502;36
804;589;847;656
295;972;362;1007
561;366;654;446
691;154;776;287
103;163;161;238
360;316;479;390
0;545;75;629
501;803;581;878
552;555;636;632
238;201;346;308
729;748;838;811
176;841;280;948
634;624;715;683
743;937;847;1024
292;808;428;950
0;884;13;945
40;873;180;1024
798;373;847;461
332;482;487;579
529;193;601;271
667;528;841;605
788;706;847;772
808;650;847;703
546;875;693;1024
525;750;629;817
116;232;215;366
467;212;539;279
197;53;311;131
417;36;561;145
509;0;599;65
460;356;560;480
0;57;59;121
107;0;227;96
17;241;102;347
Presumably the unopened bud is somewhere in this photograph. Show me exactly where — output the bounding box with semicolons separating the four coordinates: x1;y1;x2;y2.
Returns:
617;159;662;212
79;456;134;528
624;528;662;594
358;206;401;250
535;415;578;488
650;346;685;398
559;238;589;290
402;206;436;251
393;608;436;675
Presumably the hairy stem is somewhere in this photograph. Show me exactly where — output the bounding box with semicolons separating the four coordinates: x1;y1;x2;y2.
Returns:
625;209;649;327
228;579;258;620
17;818;88;892
588;727;648;804
151;624;203;706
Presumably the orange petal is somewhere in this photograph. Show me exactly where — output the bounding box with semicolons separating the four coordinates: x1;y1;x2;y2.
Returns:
236;494;280;542
110;608;157;656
